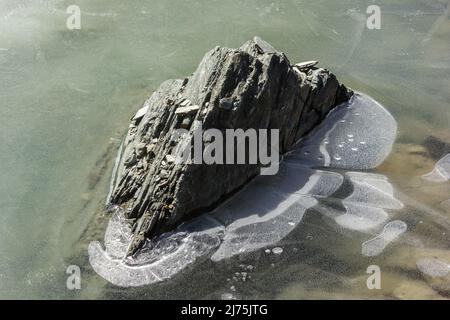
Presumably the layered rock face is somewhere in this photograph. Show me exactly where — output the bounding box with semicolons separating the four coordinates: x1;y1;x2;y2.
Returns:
108;37;353;255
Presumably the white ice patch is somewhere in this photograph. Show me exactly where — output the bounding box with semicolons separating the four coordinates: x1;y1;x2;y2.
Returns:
422;154;450;182
89;214;224;287
250;163;344;199
288;93;397;170
417;258;450;277
210;166;343;261
333;172;403;231
210;195;317;261
335;203;388;231
89;92;402;286
315;171;403;232
344;172;403;210
361;220;407;257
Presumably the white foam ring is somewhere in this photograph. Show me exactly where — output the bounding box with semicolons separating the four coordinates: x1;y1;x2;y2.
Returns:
89;92;405;286
422;154;450;182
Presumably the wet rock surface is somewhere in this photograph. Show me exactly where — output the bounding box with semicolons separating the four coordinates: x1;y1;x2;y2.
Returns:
107;37;352;255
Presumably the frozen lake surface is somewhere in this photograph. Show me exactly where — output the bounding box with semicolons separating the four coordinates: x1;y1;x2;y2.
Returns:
1;0;449;299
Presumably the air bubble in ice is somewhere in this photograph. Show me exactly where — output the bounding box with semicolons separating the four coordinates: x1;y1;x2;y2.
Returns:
272;247;283;254
221;293;236;300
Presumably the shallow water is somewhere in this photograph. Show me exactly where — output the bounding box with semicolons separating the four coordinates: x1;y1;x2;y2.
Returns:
0;0;449;299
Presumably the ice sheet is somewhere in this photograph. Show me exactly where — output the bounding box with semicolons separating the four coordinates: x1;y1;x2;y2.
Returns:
287;93;397;170
89;214;224;287
335;203;389;231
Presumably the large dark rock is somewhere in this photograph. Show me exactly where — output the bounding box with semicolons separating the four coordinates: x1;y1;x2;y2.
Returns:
108;37;353;255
